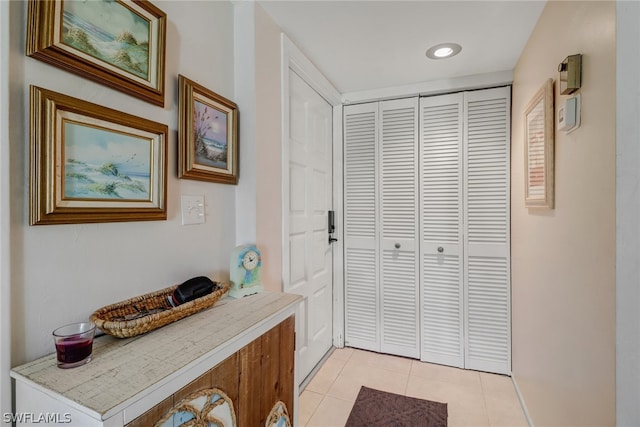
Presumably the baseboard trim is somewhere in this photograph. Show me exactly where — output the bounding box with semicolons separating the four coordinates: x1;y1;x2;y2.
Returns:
511;375;534;427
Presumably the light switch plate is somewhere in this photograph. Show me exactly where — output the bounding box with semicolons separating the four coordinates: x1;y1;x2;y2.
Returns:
181;195;205;225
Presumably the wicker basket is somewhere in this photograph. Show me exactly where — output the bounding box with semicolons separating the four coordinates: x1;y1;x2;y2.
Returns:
90;282;229;338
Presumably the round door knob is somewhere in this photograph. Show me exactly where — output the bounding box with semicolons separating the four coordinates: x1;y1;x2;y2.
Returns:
394;243;401;249
437;246;444;253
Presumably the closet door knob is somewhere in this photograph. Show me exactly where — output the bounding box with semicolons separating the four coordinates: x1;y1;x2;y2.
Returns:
394;243;401;249
437;246;444;253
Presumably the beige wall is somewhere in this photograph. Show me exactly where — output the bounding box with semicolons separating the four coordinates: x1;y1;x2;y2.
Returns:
7;0;237;364
255;5;284;292
511;1;616;426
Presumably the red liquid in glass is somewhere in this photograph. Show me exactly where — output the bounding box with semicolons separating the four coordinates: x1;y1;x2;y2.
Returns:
55;337;93;364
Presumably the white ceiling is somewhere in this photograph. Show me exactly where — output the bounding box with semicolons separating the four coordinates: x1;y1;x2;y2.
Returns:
258;0;546;94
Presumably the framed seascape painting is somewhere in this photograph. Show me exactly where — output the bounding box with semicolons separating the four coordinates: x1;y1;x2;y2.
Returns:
27;0;166;106
524;78;555;209
30;86;168;225
178;75;239;184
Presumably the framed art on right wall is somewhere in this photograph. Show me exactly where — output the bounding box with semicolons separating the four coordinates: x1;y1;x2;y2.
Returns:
524;78;555;208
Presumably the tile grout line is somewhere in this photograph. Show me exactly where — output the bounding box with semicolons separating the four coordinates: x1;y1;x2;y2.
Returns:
302;349;355;427
304;349;358;427
326;349;355;396
306;349;351;395
478;373;493;427
404;361;415;395
334;348;353;377
301;390;324;427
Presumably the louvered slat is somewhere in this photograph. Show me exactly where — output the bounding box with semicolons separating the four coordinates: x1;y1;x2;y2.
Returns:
345;248;378;346
464;87;511;374
345;111;377;239
421;254;464;367
381;250;419;355
421;101;462;243
381;106;417;240
466;256;509;364
466;96;508;245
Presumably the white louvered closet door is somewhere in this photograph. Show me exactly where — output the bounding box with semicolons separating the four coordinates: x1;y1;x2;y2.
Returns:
379;98;420;358
419;93;465;368
343;103;380;352
463;87;511;374
344;88;510;374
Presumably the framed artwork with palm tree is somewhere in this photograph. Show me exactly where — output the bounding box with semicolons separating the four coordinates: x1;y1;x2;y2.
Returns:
178;75;238;184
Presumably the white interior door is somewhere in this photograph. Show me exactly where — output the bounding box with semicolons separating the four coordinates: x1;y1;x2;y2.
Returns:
285;70;334;383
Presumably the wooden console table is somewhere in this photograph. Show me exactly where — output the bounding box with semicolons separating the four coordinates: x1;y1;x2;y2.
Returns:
11;292;302;426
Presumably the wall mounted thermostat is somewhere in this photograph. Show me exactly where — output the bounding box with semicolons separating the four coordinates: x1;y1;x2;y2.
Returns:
558;94;581;133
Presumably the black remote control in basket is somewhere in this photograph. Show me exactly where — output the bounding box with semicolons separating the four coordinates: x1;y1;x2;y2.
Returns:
168;276;217;307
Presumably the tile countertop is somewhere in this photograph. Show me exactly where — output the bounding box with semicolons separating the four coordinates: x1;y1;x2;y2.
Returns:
11;291;302;421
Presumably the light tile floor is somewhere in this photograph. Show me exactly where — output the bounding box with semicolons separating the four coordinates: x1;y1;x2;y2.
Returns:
299;347;529;427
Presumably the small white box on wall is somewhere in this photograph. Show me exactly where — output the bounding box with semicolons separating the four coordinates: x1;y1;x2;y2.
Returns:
558;94;581;133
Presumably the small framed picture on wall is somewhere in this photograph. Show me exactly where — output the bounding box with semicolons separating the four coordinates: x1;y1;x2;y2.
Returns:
178;75;239;185
524;78;555;209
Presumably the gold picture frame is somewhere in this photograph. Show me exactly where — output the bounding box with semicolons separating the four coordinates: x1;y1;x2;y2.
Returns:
178;75;239;184
30;86;168;225
27;0;167;107
524;78;555;209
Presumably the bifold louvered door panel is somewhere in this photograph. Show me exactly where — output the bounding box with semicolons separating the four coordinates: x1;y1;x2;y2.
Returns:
463;87;511;374
379;98;420;358
343;103;380;352
419;93;465;368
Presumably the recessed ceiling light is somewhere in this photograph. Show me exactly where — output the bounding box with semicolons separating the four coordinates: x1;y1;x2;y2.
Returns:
434;47;453;58
426;43;462;60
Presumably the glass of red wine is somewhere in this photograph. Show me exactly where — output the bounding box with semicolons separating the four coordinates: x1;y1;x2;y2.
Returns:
52;322;96;369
